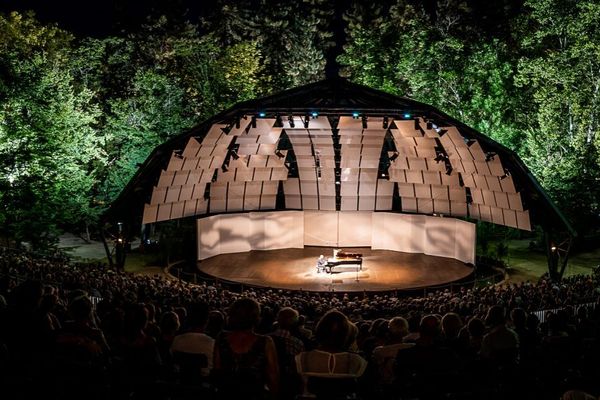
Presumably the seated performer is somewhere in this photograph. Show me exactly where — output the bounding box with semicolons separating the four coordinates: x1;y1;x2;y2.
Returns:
316;255;327;273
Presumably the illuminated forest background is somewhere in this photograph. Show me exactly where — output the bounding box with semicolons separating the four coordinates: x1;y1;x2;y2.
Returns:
0;0;598;249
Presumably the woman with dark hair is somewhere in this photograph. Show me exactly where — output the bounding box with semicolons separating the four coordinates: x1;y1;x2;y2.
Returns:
212;298;279;400
295;310;367;399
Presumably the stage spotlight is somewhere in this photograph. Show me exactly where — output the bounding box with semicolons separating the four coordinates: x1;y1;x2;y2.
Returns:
221;165;228;173
362;115;368;129
352;111;360;119
311;111;319;118
445;165;453;175
303;113;310;128
426;122;433;130
288;115;295;128
230;150;239;160
551;245;557;252
335;181;341;185
389;152;399;162
275;149;285;159
383;116;389;129
258;111;266;118
403;113;411;119
500;169;511;180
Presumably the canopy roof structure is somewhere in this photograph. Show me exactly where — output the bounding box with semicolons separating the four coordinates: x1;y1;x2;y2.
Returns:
107;77;574;239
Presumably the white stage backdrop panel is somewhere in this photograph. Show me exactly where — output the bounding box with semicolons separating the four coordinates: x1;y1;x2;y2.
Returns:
304;211;338;246
199;211;305;260
249;211;304;250
214;213;252;256
372;213;475;264
454;219;476;264
425;217;457;259
199;210;475;264
338;212;372;246
198;215;221;259
372;213;425;253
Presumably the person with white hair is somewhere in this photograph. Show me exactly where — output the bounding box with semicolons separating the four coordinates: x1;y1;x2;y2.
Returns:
372;317;415;385
316;255;327;273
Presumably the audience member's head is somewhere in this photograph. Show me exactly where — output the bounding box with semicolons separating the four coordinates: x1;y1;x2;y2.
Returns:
419;314;440;343
160;311;180;335
69;295;93;323
315;309;353;352
485;305;506;328
187;301;209;330
467;317;485;339
276;307;299;331
388;317;409;342
206;310;225;338
510;308;527;329
228;298;261;331
441;312;463;340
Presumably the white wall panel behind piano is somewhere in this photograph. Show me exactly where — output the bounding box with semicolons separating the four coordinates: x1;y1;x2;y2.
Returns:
454;219;476;264
249;211;304;251
304;211;338;246
425;217;457;260
216;214;251;256
338;212;372;247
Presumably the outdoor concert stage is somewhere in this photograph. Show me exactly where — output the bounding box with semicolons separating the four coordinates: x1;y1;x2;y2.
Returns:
197;247;473;292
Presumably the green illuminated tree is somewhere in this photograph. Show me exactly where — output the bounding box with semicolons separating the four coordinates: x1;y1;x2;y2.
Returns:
0;12;102;248
206;0;333;92
516;0;600;230
339;0;525;150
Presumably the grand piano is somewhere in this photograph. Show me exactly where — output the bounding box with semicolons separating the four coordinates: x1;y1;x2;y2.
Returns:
324;249;363;273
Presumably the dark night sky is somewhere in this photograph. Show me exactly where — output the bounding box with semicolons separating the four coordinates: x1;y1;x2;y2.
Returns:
0;0;216;36
0;0;522;38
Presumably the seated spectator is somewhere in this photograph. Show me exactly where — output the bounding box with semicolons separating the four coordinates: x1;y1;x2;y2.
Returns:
395;314;461;398
465;317;485;356
53;295;110;399
481;305;519;366
117;303;162;398
206;310;225;339
295;314;314;348
270;307;305;398
372;317;414;385
157;311;180;365
213;298;279;400
441;312;465;352
171;301;214;378
295;310;367;399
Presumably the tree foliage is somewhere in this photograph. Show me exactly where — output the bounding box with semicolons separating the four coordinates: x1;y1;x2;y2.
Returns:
515;0;600;230
1;0;599;248
0;12;102;248
339;0;600;232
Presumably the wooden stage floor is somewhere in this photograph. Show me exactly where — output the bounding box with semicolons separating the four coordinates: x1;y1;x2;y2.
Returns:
197;247;473;292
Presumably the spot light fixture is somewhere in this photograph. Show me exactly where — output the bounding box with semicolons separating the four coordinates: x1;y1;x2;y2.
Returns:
288;115;295;128
352;111;360;119
383;116;389;129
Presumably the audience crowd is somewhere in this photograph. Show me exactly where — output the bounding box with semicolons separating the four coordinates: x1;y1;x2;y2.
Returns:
1;248;600;399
